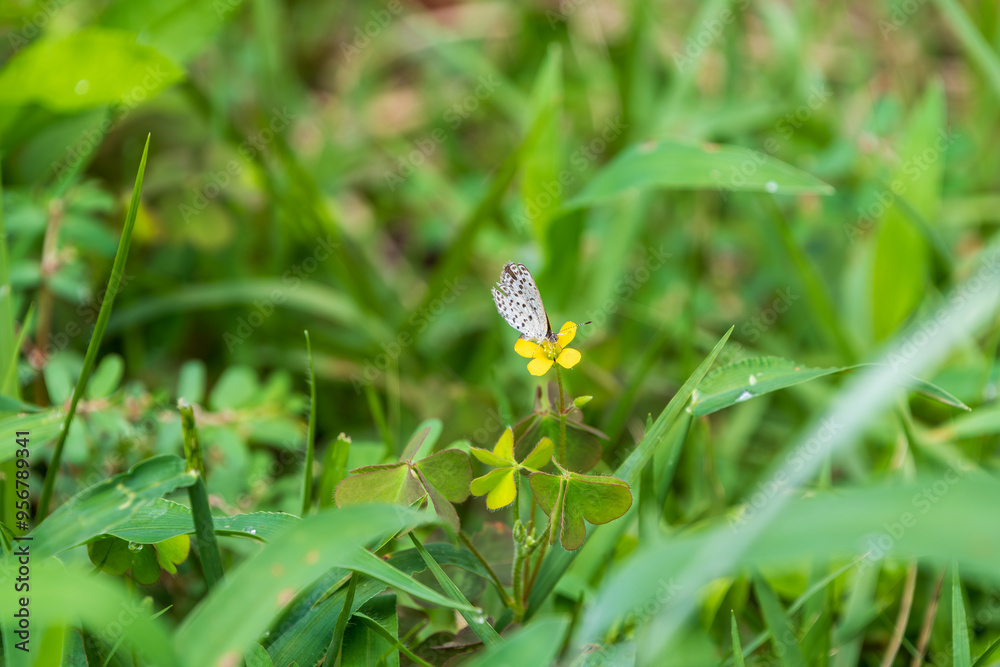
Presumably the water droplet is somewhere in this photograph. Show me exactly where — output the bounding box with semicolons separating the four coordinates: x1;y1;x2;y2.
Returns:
765;180;778;193
736;390;754;402
75;79;90;95
748;374;757;386
128;541;143;552
243;526;257;535
471;608;486;624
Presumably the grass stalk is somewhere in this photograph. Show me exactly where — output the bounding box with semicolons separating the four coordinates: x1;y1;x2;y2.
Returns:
179;399;224;591
36;136;150;521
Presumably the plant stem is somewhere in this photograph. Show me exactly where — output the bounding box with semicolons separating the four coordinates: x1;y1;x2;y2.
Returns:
555;366;567;464
512;551;526;620
459;532;515;610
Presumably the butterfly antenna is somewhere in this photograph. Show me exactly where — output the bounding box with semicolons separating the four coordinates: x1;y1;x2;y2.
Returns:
556;320;593;337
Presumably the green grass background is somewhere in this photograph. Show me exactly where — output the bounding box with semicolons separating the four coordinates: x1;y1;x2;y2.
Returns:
1;0;1000;665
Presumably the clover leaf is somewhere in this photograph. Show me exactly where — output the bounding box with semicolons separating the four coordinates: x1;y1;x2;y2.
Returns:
334;425;472;532
529;463;632;551
469;427;553;510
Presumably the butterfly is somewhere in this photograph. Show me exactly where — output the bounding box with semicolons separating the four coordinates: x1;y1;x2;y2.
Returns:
492;262;590;343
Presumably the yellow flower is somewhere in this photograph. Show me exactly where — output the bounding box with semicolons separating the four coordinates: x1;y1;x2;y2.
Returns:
469;427;553;510
514;321;582;377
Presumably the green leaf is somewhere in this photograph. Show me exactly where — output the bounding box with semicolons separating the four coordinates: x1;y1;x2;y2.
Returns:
32;454;197;561
318;433;351;508
177;359;207;404
0;561;175;663
131;543;162;585
754;575;807;667
954;565;972;667
0;28;183;112
301;331;317;516
209;365;260;410
563;141;833;210
416;449;472;502
106;498;298;543
335;463;420;506
174;505;444;666
872;81;945;339
245;643;274;667
463;616;570;667
691;356;970;416
88;535;133;575
520;42;563;241
85;353;124;398
530;470;632;551
0;395;42;413
522;436;554;470
400;424;434;461
155;534;190;573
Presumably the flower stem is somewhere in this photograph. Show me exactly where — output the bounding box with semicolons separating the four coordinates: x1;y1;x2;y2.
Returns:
556;366;568;465
512;551;526;619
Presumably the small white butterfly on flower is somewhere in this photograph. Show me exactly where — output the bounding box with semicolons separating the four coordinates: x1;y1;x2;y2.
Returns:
491;262;559;343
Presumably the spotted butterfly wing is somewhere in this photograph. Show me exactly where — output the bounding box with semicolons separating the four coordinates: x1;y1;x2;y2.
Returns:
491;262;557;343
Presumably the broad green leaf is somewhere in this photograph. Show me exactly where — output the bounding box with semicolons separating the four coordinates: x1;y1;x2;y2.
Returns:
400;424;434;460
522;436;554;470
416;449;472;502
340;548;478;612
85;353;124;398
209;365;260;410
0;408;63;463
107;499;298;543
531;470;632;551
32;454;197;560
131;543;161;584
520;42;563;241
319;433;351;508
335;463;419;506
245;643;274;667
691;356;970;416
174;505;451;666
0;561;175;665
342;596;401;667
563;141;833;210
0;28;183;112
155;534;191;573
872;81;945;339
88;535;133;575
464;616;570;667
0;395;42;413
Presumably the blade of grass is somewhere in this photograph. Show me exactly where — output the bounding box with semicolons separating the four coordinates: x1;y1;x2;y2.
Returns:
179;399;224;591
302;330;317;516
731;611;746;667
754;574;807;667
36;135;150;521
953;564;972;667
324;571;358;667
933;0;1000;100
408;532;502;648
354;612;434;667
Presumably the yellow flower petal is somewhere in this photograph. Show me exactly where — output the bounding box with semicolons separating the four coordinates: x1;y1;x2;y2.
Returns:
485;469;518;510
558;321;577;346
494;426;514;462
556;347;581;369
527;357;554;376
514;337;539;358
